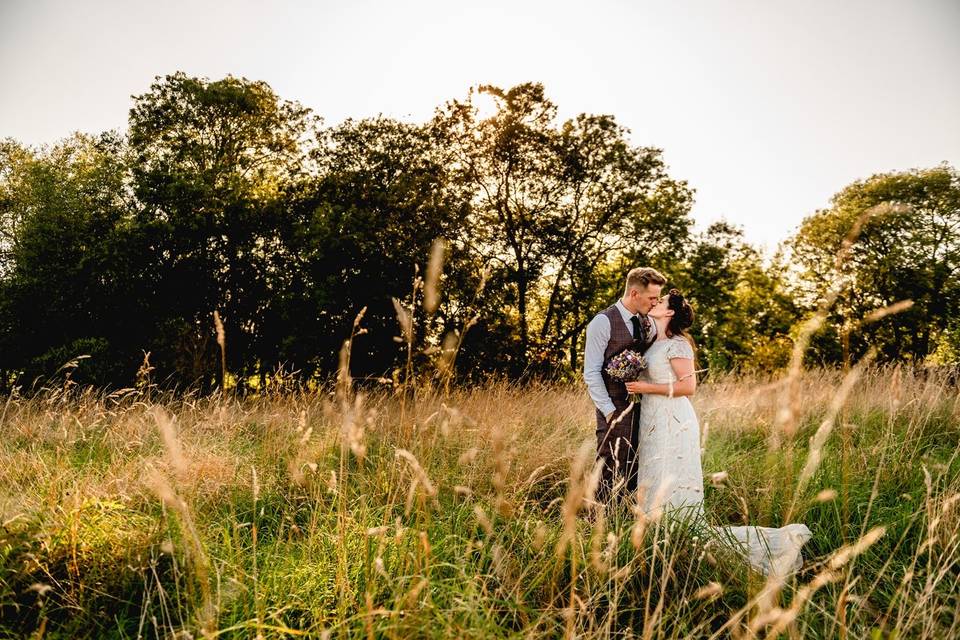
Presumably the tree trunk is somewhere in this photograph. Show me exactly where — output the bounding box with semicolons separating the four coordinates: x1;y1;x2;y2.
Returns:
569;329;579;372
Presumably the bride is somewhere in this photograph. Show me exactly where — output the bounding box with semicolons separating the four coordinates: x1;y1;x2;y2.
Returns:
625;289;812;577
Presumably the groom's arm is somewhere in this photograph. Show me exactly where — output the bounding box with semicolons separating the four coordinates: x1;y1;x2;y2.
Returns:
583;314;616;420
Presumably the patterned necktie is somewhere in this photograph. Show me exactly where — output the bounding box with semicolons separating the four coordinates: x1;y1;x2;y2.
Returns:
630;315;642;341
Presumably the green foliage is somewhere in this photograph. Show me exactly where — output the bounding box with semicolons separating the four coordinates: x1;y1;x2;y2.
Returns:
127;72;317;391
669;222;800;373
278;117;466;379
435;84;695;375
790;165;960;365
1;73;956;390
0;134;141;388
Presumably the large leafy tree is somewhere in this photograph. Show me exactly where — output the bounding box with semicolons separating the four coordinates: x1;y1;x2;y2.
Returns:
15;73;944;391
667;222;799;372
127;72;316;388
435;83;694;374
276;117;467;379
0;134;141;389
790;165;960;364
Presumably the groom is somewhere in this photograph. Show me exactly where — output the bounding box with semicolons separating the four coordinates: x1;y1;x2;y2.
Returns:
584;267;666;503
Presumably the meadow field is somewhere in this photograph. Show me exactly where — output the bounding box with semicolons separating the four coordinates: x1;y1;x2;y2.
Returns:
1;366;958;638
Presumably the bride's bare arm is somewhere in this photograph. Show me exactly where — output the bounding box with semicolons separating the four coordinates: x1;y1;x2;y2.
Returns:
624;357;697;397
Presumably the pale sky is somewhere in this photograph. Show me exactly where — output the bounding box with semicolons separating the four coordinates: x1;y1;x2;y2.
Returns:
2;0;958;249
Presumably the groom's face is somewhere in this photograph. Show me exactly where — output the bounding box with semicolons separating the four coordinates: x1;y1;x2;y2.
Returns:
632;284;663;314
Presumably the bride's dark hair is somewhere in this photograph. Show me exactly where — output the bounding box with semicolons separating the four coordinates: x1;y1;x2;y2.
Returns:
666;288;697;354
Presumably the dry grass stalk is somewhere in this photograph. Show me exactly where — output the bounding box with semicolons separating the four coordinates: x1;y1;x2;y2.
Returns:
423;238;446;314
395;448;438;500
213;310;226;390
861;299;914;325
790;349;876;515
337;306;367;400
773;202;890;444
557;439;596;558
391;297;413;344
1;336;957;638
144;414;217;638
152;406;187;477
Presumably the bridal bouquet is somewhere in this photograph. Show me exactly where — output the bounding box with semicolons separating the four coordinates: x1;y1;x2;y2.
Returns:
605;349;647;403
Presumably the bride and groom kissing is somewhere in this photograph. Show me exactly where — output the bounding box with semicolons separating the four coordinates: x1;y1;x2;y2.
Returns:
584;267;813;576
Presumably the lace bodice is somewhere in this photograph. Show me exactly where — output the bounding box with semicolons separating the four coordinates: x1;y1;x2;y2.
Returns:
643;336;695;383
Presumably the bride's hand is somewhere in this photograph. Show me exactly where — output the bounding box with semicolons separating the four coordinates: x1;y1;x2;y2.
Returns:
625;381;646;394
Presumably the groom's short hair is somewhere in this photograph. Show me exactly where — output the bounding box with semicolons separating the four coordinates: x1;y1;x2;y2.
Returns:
625;267;667;293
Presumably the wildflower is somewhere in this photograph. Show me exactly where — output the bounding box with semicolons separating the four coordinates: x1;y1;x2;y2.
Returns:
605;349;648;402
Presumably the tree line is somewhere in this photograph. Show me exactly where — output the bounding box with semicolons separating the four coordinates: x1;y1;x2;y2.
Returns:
1;73;957;392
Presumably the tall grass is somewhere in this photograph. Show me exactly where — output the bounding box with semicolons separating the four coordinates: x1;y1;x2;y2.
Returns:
1;366;958;638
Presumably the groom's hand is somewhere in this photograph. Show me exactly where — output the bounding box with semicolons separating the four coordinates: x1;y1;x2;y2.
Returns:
605;410;616;423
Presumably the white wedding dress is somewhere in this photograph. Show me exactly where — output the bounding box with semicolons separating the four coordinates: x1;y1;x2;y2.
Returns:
635;336;812;577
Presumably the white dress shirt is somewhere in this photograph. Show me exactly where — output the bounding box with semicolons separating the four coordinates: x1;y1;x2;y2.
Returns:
583;300;658;417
